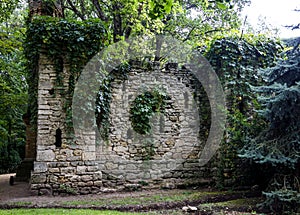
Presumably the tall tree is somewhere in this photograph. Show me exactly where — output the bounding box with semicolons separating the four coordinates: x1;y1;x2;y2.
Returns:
0;4;27;173
239;37;300;213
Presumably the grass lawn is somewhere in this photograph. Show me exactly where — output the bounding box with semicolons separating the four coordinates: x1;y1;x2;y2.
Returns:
59;190;229;207
0;209;138;215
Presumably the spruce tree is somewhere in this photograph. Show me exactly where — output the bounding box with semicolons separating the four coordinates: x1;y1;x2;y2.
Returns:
239;37;300;213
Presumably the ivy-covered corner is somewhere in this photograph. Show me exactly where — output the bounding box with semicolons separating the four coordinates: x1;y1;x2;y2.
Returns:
204;35;283;189
25;15;107;195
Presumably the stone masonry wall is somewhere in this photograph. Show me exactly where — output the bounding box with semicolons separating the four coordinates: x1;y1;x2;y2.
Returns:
31;54;101;195
97;62;213;189
31;57;215;195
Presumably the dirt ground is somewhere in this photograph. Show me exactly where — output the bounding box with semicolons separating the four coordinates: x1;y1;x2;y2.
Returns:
0;174;198;206
0;174;31;202
0;174;263;214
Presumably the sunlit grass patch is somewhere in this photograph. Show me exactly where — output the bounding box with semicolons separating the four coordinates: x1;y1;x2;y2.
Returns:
0;209;138;215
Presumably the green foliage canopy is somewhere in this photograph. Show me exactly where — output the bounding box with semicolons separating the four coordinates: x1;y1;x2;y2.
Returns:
0;6;27;173
0;0;19;22
40;0;249;44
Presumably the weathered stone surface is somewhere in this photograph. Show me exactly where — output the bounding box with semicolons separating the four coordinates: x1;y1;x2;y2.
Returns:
31;57;217;195
61;167;75;174
73;150;82;156
31;174;47;183
39;188;53;196
34;162;48;173
95;62;209;189
76;166;87;174
49;168;60;173
49;175;58;183
94;180;102;187
81;175;93;182
82;152;95;161
31;53;101;195
56;162;69;167
105;162;118;170
124;183;141;191
37;150;55;161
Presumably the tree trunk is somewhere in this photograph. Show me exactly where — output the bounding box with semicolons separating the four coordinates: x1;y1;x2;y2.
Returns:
28;0;63;19
113;3;122;43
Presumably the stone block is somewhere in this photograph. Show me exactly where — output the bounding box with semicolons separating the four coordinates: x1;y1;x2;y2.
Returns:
78;182;87;187
91;187;101;194
73;150;82;156
124;183;141;191
49;175;58;183
34;162;48;173
86;145;96;152
93;171;102;180
58;175;67;183
82;151;95;161
77;166;87;174
84;161;96;166
56;162;69;167
49;168;60;173
81;175;93;182
183;162;198;169
70;175;80;182
56;155;66;161
87;165;98;172
38;109;52;115
66;156;81;161
39;188;53;196
94;180;102;187
59;149;73;157
37;129;50;134
105;162;118;170
31;174;47;183
70;161;83;166
79;187;91;194
37;150;55;161
61;167;75;174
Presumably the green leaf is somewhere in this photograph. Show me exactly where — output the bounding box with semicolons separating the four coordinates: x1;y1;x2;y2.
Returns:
216;2;227;10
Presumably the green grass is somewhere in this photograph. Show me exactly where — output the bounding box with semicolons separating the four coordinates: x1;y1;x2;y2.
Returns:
198;197;263;215
200;197;262;208
0;209;138;215
0;191;261;215
61;190;232;207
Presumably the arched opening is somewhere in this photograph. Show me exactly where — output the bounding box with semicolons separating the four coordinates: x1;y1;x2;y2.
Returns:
55;128;62;148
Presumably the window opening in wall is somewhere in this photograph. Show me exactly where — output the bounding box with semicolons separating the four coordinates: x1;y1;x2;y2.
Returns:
55;128;62;147
49;88;54;95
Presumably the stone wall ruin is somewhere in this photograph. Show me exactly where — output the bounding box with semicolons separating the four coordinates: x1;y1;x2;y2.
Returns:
30;54;215;195
97;61;213;189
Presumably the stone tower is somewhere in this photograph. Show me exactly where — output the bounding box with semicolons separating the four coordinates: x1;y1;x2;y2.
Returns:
26;0;102;195
30;53;102;195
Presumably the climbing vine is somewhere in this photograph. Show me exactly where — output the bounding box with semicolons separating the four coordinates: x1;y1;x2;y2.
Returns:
95;62;131;142
204;34;283;188
25;16;106;135
95;60;157;141
130;88;168;135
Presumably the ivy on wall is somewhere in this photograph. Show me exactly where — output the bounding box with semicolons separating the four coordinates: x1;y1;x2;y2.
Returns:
25;15;106;135
95;62;131;142
130;88;168;135
204;35;283;188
